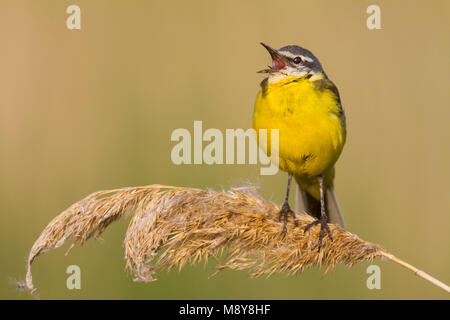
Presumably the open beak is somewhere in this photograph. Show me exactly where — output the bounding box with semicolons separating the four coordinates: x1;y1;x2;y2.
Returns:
257;42;287;73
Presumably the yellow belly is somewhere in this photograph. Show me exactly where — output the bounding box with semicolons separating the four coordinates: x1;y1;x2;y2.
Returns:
253;76;346;180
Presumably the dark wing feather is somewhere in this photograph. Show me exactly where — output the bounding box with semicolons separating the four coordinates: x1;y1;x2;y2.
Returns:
295;182;346;228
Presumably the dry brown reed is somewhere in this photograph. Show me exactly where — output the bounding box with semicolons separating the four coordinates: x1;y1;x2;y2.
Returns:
25;184;450;294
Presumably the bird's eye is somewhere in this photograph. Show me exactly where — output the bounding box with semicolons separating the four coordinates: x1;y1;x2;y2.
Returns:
293;57;302;64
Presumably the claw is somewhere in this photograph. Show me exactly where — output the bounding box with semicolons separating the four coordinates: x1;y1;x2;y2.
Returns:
304;216;333;252
278;202;298;235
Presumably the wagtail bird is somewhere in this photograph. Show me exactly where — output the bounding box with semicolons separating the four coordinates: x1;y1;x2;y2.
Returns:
253;43;346;251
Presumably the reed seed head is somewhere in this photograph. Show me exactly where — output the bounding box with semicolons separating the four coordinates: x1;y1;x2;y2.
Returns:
25;185;383;293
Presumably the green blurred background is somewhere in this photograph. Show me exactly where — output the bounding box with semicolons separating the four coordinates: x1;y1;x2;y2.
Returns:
1;0;449;299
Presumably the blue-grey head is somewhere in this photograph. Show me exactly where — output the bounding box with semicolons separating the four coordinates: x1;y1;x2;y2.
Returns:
258;43;325;81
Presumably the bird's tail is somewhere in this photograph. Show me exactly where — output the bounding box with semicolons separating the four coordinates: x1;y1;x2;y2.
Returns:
295;183;346;229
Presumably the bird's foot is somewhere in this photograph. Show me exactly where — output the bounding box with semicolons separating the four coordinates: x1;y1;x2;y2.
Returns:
304;215;333;252
278;202;298;235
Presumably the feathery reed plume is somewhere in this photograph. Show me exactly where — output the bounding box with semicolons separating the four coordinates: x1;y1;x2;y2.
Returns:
25;185;450;294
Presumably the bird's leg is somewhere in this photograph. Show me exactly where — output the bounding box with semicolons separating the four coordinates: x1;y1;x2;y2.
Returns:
304;174;333;251
278;174;298;235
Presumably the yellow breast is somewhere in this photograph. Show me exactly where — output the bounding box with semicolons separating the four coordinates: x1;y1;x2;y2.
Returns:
253;75;346;178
